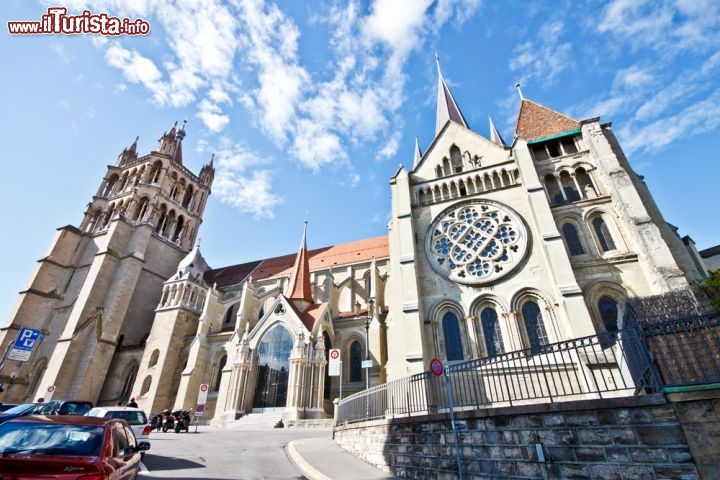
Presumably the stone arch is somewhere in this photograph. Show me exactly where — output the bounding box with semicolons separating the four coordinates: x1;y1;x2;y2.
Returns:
428;300;467;363
585;282;628;334
470;295;510;357
121;361;139;398
510;289;555;352
211;349;228;392
585;209;623;254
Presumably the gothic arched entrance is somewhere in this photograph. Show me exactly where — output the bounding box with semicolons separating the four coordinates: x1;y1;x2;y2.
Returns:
252;324;292;411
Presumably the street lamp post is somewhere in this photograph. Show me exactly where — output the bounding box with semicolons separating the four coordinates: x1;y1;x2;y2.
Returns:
364;298;375;391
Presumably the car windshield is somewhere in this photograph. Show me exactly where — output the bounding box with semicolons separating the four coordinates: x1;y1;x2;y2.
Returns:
0;403;37;415
105;411;147;425
0;423;104;456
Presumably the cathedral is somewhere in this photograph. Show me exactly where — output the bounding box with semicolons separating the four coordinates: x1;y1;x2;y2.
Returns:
0;63;709;424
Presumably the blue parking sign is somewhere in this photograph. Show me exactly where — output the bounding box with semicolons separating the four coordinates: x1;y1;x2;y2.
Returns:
7;327;41;362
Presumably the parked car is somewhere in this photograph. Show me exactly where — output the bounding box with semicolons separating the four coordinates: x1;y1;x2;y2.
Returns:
0;403;43;424
86;406;151;455
33;399;94;415
0;415;149;479
0;404;17;412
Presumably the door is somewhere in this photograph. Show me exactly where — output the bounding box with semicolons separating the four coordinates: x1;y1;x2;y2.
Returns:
252;325;293;410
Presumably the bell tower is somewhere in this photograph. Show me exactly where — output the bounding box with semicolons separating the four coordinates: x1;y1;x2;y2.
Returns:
0;123;214;405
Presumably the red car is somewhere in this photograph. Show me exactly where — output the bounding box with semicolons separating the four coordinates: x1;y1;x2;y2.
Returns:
0;415;149;479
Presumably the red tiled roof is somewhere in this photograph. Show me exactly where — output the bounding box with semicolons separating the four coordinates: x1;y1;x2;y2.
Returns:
205;236;389;289
515;99;581;141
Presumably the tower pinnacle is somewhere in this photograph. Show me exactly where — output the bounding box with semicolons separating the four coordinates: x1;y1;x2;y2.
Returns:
435;56;469;136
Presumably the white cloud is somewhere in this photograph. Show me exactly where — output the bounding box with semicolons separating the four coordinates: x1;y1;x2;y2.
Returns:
621;88;720;155
509;20;572;87
78;0;488;217
104;45;165;100
211;140;282;219
50;43;73;64
197;99;229;133
597;0;719;54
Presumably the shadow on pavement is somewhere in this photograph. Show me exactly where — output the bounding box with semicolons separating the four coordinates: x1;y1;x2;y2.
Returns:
141;454;206;470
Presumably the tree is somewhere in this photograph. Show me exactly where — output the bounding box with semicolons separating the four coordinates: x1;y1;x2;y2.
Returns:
694;270;720;312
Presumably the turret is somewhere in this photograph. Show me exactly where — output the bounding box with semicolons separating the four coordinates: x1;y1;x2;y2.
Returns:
200;154;215;186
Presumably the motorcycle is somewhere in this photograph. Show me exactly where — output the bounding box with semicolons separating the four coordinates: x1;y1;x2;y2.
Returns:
161;409;174;432
150;413;163;432
173;410;191;433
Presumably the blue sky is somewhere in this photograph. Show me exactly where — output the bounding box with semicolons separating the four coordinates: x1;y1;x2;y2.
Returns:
1;0;719;320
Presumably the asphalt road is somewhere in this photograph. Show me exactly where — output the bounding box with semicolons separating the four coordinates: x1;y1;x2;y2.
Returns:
138;425;330;480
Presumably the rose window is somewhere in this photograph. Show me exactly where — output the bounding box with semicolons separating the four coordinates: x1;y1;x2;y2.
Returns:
426;200;528;284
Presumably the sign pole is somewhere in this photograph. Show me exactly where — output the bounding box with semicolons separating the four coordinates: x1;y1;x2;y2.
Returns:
444;366;463;480
339;360;343;400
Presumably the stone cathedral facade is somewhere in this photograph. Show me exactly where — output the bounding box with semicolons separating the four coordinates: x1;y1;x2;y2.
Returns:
0;64;708;424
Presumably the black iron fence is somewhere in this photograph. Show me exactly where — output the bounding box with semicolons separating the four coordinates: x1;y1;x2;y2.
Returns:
337;326;662;425
636;313;720;387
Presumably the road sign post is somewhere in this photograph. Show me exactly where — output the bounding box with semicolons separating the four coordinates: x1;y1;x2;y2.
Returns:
328;348;342;400
7;327;41;362
195;384;209;433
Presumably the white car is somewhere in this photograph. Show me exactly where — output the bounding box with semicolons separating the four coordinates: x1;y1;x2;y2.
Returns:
86;406;151;455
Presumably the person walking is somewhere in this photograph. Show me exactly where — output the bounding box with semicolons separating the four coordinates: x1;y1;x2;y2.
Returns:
126;397;138;408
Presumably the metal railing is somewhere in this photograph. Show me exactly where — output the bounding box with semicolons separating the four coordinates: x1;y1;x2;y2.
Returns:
638;313;720;387
337;327;661;425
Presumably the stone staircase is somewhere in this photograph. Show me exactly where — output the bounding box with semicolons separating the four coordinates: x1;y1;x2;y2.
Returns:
226;411;283;429
222;412;334;430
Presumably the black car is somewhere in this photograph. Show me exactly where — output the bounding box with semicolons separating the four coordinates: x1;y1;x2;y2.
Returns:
33;400;94;416
0;403;42;424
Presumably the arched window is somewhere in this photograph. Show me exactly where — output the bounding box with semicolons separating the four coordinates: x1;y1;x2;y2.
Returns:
598;296;619;332
224;304;236;326
560;171;580;202
442;312;464;361
592;217;616;252
140;376;152;397
148;349;160;368
212;355;227;391
562;223;585;256
121;364;138;398
349;341;362;382
480;307;504;356
521;301;549;353
450;145;463;173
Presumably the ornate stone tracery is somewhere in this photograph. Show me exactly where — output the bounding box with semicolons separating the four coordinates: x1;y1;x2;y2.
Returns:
426;200;529;285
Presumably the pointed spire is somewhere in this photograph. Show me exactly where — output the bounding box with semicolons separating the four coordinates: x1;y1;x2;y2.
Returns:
173;121;185;165
435;55;469;135
515;83;525;100
286;221;313;303
117;136;139;165
412;137;423;168
489;116;506;147
128;136;139;155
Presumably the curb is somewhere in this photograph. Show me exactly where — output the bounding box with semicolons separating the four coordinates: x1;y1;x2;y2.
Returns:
285;440;332;480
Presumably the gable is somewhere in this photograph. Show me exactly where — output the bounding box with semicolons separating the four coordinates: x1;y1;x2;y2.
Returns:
413;122;510;182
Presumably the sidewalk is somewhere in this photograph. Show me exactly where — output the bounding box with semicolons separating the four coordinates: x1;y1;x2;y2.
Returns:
286;435;397;480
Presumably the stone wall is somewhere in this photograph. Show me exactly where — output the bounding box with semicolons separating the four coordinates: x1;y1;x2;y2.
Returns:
334;394;704;479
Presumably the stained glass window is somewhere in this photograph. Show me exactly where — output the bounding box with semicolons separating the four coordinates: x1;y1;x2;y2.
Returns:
481;307;504;356
562;223;585;256
349;341;362;382
442;312;464;361
427;200;528;285
521;301;549;353
599;296;619;332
